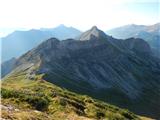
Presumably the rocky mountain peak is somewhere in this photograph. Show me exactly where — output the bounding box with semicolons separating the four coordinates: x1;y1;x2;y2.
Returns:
36;37;60;52
90;26;98;30
78;26;108;41
42;37;59;45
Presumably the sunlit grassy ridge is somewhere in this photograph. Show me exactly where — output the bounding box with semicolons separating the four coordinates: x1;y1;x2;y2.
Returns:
1;70;147;120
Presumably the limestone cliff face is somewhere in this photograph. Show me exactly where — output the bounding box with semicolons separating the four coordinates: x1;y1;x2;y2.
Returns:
3;26;160;118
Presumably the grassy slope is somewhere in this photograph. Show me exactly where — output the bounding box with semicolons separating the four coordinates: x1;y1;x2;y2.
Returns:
1;70;152;120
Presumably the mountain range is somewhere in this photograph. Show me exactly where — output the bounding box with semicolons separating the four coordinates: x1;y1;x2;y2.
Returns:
106;23;160;57
2;26;160;119
1;24;81;62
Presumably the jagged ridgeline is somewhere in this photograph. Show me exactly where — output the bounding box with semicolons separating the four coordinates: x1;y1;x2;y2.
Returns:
2;26;160;119
106;23;160;58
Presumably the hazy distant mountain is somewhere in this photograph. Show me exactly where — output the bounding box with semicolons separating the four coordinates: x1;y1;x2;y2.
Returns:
106;23;160;57
1;25;81;62
3;26;160;119
41;24;82;40
1;57;16;78
106;23;160;39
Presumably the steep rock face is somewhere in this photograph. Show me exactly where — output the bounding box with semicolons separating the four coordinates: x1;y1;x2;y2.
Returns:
4;27;160;119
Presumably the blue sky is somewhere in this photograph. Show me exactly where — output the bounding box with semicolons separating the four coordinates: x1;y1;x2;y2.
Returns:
124;2;159;22
0;0;159;37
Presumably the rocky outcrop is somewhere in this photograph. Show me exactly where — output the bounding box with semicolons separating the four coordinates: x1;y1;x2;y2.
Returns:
124;38;151;54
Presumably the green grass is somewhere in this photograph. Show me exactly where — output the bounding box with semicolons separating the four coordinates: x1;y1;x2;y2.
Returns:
1;70;144;120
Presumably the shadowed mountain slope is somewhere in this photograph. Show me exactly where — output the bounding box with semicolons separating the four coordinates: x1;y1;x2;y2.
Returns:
2;26;160;119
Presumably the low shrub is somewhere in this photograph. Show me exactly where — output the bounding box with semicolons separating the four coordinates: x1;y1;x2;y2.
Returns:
1;88;49;111
96;111;105;119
